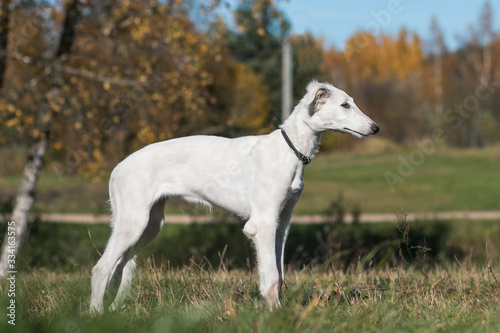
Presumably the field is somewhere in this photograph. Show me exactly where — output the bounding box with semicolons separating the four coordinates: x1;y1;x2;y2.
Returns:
300;144;500;214
1;145;500;332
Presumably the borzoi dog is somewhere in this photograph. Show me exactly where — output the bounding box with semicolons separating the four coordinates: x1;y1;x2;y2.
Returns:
90;81;379;313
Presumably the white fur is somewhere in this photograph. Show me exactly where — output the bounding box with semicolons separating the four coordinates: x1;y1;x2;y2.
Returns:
89;81;379;313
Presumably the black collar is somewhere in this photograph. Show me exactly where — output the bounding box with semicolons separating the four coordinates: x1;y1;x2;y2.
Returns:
280;128;311;165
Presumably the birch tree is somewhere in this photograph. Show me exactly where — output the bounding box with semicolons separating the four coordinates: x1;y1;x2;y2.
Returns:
0;0;82;276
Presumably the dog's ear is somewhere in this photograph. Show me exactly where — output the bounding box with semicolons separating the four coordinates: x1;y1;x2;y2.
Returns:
314;88;329;102
303;82;330;116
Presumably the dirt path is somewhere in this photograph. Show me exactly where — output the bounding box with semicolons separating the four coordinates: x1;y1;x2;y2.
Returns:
31;210;500;224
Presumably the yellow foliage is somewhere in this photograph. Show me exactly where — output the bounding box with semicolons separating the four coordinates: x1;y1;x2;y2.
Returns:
137;127;155;145
227;61;271;130
42;112;52;123
54;142;63;151
342;28;423;82
5;118;19;128
0;0;247;176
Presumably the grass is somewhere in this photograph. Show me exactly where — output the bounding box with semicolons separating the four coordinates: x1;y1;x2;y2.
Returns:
1;218;500;332
1;259;500;332
299;145;500;214
0;173;110;215
2;146;499;215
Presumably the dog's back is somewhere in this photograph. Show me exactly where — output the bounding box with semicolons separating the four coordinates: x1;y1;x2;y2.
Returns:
109;134;267;222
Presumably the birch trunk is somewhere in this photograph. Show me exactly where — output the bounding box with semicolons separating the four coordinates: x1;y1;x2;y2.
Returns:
0;132;48;276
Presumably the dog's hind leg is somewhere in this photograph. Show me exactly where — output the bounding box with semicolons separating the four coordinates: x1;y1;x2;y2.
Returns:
108;198;167;311
90;200;156;314
108;254;137;311
90;231;137;314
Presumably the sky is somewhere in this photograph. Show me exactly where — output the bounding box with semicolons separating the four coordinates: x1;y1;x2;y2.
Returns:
278;0;500;51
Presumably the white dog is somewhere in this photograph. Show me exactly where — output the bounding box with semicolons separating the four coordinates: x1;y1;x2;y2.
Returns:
90;81;379;313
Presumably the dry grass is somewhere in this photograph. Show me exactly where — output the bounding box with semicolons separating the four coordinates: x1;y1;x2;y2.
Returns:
2;256;500;333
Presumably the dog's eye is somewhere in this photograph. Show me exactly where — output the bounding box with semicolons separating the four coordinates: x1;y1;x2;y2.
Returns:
341;102;350;109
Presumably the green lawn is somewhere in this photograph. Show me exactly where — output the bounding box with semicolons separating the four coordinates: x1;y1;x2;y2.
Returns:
1;146;499;215
298;146;500;214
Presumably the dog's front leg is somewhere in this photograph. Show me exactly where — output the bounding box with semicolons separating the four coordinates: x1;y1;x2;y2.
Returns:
244;218;281;310
275;193;300;302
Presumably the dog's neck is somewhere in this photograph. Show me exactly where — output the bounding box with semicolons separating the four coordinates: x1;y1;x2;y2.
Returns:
280;109;321;161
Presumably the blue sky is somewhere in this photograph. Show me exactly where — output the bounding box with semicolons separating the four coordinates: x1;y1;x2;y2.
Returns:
278;0;500;50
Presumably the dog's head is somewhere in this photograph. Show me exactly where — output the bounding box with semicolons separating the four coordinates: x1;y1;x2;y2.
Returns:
299;81;379;138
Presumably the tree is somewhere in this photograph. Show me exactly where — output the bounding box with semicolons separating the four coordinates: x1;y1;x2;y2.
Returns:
0;0;82;276
332;28;424;143
0;0;229;275
0;0;11;89
209;59;272;135
429;17;446;120
459;1;494;147
228;0;289;126
291;32;326;105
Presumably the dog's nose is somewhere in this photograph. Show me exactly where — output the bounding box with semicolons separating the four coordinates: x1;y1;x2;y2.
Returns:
371;123;380;134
